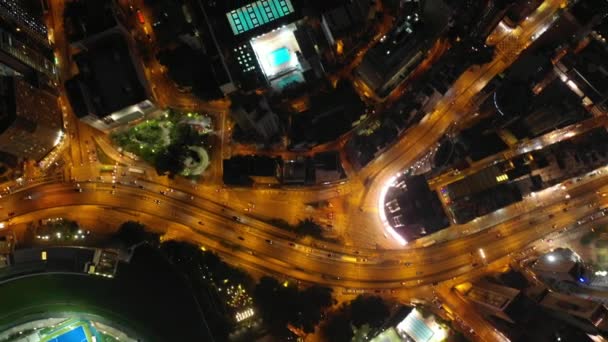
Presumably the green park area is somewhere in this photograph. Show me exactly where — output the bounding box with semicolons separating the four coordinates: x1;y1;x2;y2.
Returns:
0;246;210;341
111;110;213;178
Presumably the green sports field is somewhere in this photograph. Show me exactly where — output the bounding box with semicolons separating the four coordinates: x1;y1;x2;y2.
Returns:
0;246;211;341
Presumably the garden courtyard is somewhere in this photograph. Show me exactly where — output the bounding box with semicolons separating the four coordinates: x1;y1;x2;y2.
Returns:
112;110;213;178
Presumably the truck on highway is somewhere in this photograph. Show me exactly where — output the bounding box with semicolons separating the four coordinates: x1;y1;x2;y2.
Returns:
128;167;145;174
421;240;437;247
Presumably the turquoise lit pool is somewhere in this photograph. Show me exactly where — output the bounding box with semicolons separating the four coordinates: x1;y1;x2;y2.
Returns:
269;47;291;67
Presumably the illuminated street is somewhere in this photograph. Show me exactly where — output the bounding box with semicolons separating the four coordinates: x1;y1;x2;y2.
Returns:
3;0;608;340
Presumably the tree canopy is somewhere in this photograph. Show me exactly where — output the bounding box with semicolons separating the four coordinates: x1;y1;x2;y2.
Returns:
321;295;391;341
113;221;160;247
254;276;334;335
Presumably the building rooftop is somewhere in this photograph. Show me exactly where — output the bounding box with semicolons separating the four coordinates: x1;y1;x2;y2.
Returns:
465;280;522;311
560;39;608;104
0;76;61;161
533;249;582;274
226;0;295;35
67;33;148;119
65;0;122;43
321;0;370;39
539;291;608;324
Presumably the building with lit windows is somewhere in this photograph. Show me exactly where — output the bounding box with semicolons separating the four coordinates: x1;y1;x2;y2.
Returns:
0;0;56;91
355;0;449;98
0;0;49;48
0;76;62;162
201;0;324;92
225;0;295;36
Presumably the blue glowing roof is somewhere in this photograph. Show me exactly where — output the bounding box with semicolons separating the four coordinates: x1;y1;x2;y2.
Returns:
226;0;295;35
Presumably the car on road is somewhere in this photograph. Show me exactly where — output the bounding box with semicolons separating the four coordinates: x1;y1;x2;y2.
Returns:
238;236;245;241
136;9;145;24
232;216;241;222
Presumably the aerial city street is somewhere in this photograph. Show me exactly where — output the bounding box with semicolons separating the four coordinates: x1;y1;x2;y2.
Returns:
1;0;608;341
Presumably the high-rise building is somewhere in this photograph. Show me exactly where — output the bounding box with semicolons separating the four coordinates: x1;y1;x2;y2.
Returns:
531;248;588;288
0;76;62;162
230;93;281;140
538;290;608;335
355;0;449;98
65;33;156;132
0;0;49;47
0;0;56;91
459;280;525;324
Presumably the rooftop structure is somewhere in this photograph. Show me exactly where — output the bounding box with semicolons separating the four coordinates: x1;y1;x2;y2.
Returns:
320;0;371;46
0;76;62;162
555;39;608;114
65;0;128;47
356;13;425;98
461;280;524;324
382;174;449;242
355;0;449;98
532;248;587;286
65;33;156;132
313;151;343;184
230;93;281;140
226;0;295;35
249;23;306;90
538;290;608;334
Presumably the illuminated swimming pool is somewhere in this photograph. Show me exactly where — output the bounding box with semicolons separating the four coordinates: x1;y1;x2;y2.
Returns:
49;326;87;342
269;47;291;67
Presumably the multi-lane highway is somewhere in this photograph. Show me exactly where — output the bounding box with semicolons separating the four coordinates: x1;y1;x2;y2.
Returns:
3;164;607;291
1;0;572;275
1;0;594;339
